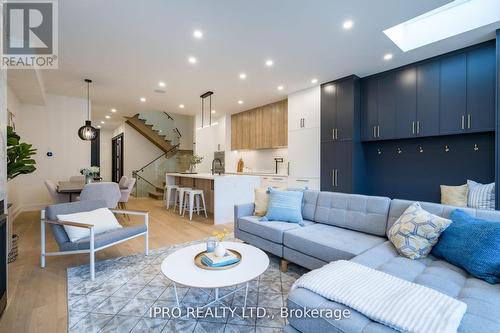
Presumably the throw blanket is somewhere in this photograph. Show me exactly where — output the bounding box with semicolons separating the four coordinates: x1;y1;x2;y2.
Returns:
293;260;467;333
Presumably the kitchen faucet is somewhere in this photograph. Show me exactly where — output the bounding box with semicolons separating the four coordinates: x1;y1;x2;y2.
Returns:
211;158;223;175
274;157;284;174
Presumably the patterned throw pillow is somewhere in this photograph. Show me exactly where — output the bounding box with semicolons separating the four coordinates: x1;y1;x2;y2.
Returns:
388;202;452;259
467;180;495;210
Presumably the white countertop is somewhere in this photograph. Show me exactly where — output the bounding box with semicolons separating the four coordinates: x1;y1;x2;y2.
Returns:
225;172;288;177
166;172;260;180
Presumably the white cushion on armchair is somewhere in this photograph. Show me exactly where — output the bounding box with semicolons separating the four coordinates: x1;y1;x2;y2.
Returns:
57;208;122;242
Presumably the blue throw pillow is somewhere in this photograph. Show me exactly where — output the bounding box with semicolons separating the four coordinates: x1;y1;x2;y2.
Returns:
260;188;303;223
431;209;500;284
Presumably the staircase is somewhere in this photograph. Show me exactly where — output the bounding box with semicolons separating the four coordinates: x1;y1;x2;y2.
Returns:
125;114;176;154
148;182;165;200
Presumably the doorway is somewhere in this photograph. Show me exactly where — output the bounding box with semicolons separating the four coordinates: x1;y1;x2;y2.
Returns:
112;133;124;183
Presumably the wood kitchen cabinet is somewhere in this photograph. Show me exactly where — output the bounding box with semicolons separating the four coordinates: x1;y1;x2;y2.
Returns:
231;99;287;150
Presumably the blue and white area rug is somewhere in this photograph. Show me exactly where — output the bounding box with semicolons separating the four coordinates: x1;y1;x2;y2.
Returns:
67;237;307;333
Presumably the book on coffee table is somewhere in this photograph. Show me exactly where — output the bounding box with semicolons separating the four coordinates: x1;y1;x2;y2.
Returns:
201;251;240;267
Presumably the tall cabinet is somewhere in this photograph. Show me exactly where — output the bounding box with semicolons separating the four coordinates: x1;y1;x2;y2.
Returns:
320;75;363;193
287;86;320;190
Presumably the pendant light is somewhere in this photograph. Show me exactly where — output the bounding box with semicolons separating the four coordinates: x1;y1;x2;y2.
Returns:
78;79;97;141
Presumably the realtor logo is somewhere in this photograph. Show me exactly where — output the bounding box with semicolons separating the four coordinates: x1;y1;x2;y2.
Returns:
2;0;58;69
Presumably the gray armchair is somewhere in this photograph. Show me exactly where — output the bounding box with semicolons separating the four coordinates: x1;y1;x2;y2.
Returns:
40;200;148;280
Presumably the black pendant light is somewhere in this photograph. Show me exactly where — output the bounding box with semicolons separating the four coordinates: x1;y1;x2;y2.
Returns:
78;79;98;141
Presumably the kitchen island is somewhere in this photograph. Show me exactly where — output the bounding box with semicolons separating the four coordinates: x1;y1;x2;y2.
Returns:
165;173;260;225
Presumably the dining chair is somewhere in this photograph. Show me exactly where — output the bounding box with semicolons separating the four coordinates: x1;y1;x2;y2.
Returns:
118;178;136;219
44;180;69;204
118;176;129;188
40;199;148;280
69;175;85;183
79;182;121;208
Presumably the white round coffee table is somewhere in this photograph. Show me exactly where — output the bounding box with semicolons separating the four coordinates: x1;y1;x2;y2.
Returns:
161;241;269;309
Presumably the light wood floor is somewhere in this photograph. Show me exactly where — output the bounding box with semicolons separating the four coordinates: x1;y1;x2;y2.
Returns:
0;197;233;333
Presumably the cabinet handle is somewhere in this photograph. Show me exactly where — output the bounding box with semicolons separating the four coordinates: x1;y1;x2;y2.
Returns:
296;179;309;182
335;169;339;187
373;126;376;138
412;121;415;135
336;128;339;140
377;126;380;138
461;115;465;130
332;169;335;186
467;115;471;129
287;162;290;176
332;128;335;140
416;121;420;134
272;177;284;181
303;118;306;128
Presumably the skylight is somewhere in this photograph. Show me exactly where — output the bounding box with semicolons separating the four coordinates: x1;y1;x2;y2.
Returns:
383;0;500;52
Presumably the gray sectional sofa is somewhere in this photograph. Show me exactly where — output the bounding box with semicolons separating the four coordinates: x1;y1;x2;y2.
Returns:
234;191;500;333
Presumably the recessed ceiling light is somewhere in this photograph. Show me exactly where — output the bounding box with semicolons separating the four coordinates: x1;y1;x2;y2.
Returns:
343;20;354;29
193;30;203;39
238;100;244;105
265;59;274;67
211;110;216;114
100;121;105;124
158;81;166;87
384;53;393;61
277;85;284;91
140;97;146;102
311;78;318;84
105;115;111;119
239;73;247;80
97;125;101;128
179;104;185;109
188;56;197;64
111;108;117;113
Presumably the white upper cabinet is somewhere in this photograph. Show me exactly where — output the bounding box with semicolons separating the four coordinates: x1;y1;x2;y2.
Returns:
288;86;321;131
288;127;320;178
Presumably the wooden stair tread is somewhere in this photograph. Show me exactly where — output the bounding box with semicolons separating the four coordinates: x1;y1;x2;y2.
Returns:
125;114;176;154
148;191;163;200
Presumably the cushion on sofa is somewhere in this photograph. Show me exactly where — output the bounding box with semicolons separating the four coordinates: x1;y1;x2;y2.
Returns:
388;202;451;259
467;179;495;210
314;192;391;236
440;184;468;207
288;241;500;333
386;199;500;237
283;223;386;263
432;209;500;284
261;188;304;223
254;188;270;217
238;216;315;244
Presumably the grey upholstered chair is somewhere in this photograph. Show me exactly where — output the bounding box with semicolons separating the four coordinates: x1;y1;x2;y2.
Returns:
40;200;149;280
44;180;69;203
79;182;121;208
118;176;129;188
118;178;136;215
69;175;85;183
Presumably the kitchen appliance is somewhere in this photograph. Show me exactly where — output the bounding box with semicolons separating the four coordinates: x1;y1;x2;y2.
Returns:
213;151;225;174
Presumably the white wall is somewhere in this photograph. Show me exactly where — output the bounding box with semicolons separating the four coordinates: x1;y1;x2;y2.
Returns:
99;129;113;181
13;94;91;211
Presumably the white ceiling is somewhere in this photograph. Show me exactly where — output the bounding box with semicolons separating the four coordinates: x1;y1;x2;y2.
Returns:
32;0;500;129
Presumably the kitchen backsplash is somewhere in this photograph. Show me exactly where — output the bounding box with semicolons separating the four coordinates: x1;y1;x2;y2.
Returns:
225;148;288;175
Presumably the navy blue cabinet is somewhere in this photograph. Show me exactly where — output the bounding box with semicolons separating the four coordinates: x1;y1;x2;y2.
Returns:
321;141;352;193
467;45;495;132
361;41;495;142
321;76;359;142
440;53;467;135
395;67;417;138
416;62;440;137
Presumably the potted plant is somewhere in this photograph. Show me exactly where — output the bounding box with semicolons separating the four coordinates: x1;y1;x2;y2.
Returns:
7;126;37;180
212;228;229;257
80;166;100;183
7;126;37;263
188;154;204;174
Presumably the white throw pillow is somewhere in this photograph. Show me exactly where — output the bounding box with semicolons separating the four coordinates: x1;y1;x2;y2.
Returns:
57;208;122;242
467;180;495;210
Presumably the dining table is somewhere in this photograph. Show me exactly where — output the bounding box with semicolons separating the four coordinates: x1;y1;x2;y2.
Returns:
56;181;127;202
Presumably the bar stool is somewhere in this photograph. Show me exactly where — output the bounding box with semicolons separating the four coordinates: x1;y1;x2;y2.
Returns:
173;187;191;215
164;184;179;209
182;189;208;221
